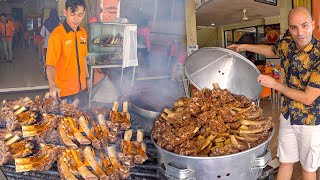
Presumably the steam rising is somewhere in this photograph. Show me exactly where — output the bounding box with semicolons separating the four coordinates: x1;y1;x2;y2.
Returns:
91;0;187;112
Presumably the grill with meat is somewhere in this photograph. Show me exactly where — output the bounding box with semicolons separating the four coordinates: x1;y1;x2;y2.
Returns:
152;84;273;157
0;94;148;179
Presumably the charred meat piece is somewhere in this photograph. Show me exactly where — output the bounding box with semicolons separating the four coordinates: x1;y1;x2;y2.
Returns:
109;101;121;132
100;150;119;179
98;114;117;143
109;101;131;132
65;117;90;145
118;130;148;166
83;146;108;179
15;111;37;126
58;121;78;149
0;137;34;166
79;116;100;149
9;140;34;158
120;101;131;130
15;143;60;172
60;99;82;118
132;129;148;164
66;148;98;180
107;146;130;179
0;140;13;165
21;114;61;142
57;155;78;180
42;94;59;113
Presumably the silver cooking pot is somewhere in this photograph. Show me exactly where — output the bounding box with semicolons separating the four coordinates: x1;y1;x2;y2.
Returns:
152;47;272;179
152;129;274;180
128;102;160;133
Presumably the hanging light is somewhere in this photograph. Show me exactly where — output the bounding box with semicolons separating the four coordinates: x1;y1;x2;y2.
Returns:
210;17;215;26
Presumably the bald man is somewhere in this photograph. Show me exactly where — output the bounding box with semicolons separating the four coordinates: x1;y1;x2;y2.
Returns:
228;7;320;180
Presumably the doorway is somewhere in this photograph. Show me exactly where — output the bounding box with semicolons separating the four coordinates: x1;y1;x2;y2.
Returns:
12;8;23;21
12;8;23;48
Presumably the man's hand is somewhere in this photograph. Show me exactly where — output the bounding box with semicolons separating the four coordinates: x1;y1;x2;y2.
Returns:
227;44;246;52
49;84;60;100
257;74;320;105
257;74;278;89
86;79;92;90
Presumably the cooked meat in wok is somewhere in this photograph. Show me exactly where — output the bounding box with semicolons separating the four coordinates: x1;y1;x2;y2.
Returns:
152;84;273;157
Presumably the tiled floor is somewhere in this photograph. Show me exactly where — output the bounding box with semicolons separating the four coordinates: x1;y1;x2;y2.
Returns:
0;47;48;92
259;99;303;180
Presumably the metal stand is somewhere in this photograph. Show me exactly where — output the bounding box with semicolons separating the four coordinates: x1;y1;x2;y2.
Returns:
259;167;275;180
88;64;135;107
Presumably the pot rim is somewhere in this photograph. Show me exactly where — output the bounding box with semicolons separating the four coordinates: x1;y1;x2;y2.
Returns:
151;128;274;159
128;101;161;117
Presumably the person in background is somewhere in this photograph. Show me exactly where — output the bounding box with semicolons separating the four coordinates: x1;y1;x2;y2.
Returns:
46;0;91;105
13;18;22;48
23;27;29;49
40;9;60;76
228;7;320;180
0;13;15;62
137;18;151;71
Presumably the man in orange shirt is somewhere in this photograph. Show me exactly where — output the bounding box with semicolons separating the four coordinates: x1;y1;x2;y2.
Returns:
0;13;15;62
46;0;91;104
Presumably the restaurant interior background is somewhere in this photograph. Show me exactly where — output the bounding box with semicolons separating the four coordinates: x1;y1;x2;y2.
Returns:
0;0;318;92
0;0;318;179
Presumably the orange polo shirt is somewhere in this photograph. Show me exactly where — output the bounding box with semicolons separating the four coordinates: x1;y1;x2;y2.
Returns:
46;22;88;97
0;20;15;41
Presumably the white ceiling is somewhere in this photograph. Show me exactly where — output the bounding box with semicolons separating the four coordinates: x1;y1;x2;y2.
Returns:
196;0;280;26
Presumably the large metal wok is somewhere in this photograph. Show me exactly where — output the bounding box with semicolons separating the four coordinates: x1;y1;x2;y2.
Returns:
153;47;272;180
125;84;183;132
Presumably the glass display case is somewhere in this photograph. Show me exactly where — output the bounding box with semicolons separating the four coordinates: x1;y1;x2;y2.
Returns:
87;22;138;107
88;22;137;66
25;14;43;31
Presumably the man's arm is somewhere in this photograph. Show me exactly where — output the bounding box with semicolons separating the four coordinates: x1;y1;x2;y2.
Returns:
84;60;92;90
84;60;89;78
46;65;60;99
40;26;46;38
257;75;320;105
227;44;278;58
276;84;320;105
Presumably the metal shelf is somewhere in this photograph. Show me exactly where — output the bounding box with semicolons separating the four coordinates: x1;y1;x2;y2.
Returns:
88;63;136;107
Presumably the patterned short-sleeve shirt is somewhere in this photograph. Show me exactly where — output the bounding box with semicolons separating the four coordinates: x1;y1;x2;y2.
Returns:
272;36;320;125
